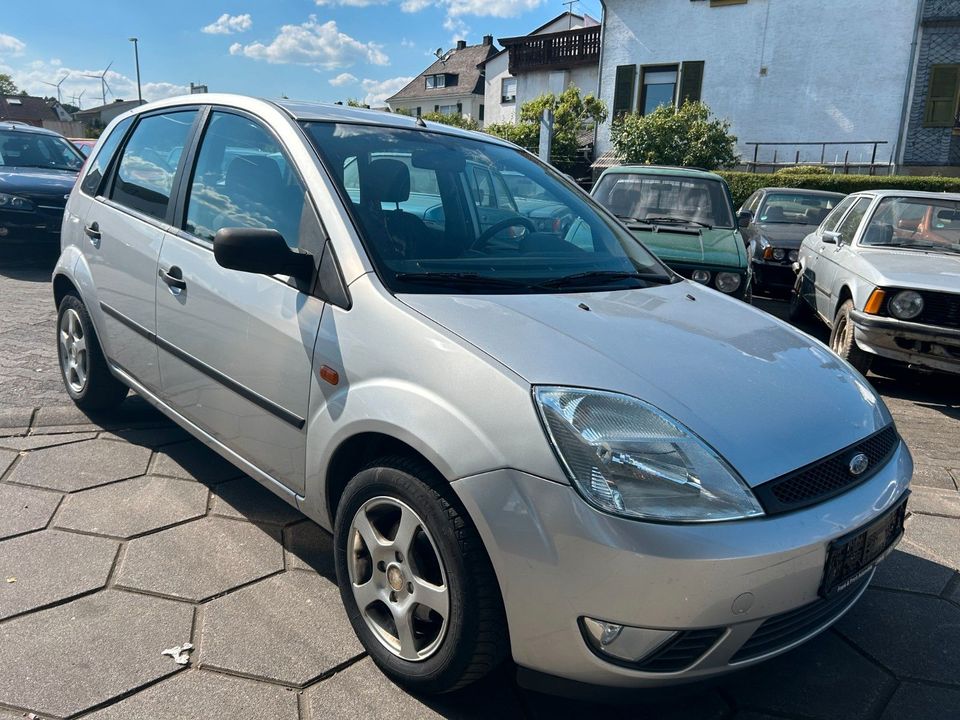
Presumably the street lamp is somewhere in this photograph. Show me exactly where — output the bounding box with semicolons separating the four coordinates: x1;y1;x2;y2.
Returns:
128;37;142;104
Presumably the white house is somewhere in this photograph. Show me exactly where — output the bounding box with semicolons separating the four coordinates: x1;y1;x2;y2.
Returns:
595;0;960;174
481;12;601;126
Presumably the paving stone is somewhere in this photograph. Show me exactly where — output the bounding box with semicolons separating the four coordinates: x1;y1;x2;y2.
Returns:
836;590;960;685
0;529;118;620
0;483;61;540
0;431;97;451
117;517;282;601
55;475;209;538
99;425;191;449
910;462;958;490
211;478;304;527
902;513;960;570
285;520;336;579
201;571;362;686
0;590;193;718
523;683;728;720
872;547;955;596
879;682;960;720
0;407;32;429
7;438;152;492
32;397;163;431
86;670;299;720
152;441;243;485
909;486;960;518
0;449;15;477
723;631;895;720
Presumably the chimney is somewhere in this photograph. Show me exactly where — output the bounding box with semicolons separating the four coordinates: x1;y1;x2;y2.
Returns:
456;40;467;50
483;35;493;46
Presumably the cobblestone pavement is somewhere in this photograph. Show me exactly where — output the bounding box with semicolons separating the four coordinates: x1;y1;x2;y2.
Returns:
1;259;958;719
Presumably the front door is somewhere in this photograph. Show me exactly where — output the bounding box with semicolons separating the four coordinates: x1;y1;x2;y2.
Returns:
815;197;872;321
155;110;325;494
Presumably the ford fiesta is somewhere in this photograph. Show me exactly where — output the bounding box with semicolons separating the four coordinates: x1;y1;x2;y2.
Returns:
53;95;911;694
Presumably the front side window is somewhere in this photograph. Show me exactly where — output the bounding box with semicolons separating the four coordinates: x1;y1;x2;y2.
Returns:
592;173;734;229
758;193;841;226
835;197;872;245
80;116;133;196
185;112;306;248
821;195;857;233
0;129;84;172
304;123;672;294
862;196;960;253
640;66;678;115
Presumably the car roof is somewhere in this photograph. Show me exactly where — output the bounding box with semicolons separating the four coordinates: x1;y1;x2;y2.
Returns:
599;164;725;182
847;188;960;201
758;187;846;197
0;121;66;138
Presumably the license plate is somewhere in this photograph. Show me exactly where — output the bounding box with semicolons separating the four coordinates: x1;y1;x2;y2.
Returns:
819;494;908;597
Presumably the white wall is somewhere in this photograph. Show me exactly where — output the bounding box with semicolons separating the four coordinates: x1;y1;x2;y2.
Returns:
596;0;919;165
483;53;515;125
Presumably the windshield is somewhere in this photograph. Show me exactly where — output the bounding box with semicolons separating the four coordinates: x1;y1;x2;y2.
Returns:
862;196;960;254
303;123;673;294
0;130;85;171
758;192;840;225
592;173;734;229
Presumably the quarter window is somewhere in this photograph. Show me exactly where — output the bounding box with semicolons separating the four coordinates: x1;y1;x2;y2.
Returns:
109;111;197;221
185;112;307;249
80;116;133;196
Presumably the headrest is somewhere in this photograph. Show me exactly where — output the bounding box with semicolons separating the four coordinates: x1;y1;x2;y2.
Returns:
226;155;282;196
763;206;786;222
361;158;411;205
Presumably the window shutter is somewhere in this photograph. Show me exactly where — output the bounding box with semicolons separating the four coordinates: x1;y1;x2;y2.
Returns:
925;65;960;126
457;102;462;114
434;105;439;112
679;61;705;105
612;65;636;117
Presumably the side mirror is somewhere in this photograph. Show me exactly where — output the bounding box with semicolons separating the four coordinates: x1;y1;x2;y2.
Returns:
213;228;314;283
737;211;753;229
821;230;840;245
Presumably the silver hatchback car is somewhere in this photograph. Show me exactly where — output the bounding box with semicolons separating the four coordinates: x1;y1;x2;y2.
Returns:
53;95;911;694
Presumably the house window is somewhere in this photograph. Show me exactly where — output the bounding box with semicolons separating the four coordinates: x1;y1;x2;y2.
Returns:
479;104;484;122
501;78;517;103
438;104;458;115
640;65;678;115
416;107;421;117
924;64;960;127
425;73;454;90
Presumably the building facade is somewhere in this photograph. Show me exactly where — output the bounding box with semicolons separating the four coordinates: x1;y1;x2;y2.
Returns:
596;0;960;174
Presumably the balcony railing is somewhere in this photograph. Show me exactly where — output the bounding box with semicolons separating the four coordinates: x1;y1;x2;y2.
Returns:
503;26;601;75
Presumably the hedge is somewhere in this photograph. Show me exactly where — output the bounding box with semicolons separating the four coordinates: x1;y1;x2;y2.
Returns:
718;171;960;208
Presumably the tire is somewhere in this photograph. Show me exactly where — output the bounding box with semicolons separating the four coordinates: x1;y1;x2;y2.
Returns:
334;456;508;694
829;300;873;375
56;293;128;410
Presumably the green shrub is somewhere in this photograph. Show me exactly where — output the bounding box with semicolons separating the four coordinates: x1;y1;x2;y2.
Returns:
420;112;481;131
774;165;831;176
484;121;540;151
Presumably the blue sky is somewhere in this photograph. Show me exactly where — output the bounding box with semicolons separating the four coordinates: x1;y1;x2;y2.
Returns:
0;0;602;109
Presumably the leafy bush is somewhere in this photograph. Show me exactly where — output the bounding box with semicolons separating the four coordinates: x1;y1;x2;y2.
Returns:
774;165;831;176
611;101;739;171
484;121;540;151
421;112;481;131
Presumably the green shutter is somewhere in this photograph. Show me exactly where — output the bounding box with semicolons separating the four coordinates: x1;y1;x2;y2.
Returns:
925;65;960;127
612;64;636;117
679;61;705;105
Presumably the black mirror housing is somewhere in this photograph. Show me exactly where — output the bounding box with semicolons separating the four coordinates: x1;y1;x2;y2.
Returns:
213;228;314;283
737;211;753;229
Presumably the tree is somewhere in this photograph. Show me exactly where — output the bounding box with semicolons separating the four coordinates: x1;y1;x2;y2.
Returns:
611;101;739;171
420;111;481;131
346;98;370;108
0;73;20;96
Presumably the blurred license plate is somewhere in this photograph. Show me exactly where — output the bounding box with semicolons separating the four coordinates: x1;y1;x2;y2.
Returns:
820;494;908;597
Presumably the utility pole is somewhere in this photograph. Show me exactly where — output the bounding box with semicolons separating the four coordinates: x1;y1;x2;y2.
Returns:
129;37;142;103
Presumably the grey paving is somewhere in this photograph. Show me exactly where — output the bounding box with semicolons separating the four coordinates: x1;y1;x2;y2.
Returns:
200;571;363;686
116;517;283;601
0;449;15;477
100;425;192;449
0;529;118;620
0;483;61;540
285;519;336;579
210;477;305;526
872;547;956;596
55;475;209;538
0;430;97;451
879;682;960;720
7;438;152;492
0;589;193;718
911;462;960;490
0;407;33;429
85;670;299;720
152;440;243;484
902;512;960;570
909;486;960;518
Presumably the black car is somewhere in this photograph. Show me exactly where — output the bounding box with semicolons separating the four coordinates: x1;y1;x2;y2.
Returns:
0;122;86;251
738;187;845;295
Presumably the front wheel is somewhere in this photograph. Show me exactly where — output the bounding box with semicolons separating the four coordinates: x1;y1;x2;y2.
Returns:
333;457;508;694
829;300;873;375
56;294;128;410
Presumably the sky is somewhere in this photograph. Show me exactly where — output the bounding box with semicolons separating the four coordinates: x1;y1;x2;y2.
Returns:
0;0;602;110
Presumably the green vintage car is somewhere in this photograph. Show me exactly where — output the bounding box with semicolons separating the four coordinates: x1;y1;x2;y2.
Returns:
591;166;752;301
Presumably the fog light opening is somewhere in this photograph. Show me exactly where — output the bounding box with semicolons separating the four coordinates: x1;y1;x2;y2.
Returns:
580;617;678;664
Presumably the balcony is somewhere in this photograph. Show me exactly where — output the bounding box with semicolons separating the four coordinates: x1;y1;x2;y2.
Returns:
502;26;601;76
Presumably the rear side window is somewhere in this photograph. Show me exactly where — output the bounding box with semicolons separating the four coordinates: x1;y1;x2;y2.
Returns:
80;117;133;196
109;111;197;221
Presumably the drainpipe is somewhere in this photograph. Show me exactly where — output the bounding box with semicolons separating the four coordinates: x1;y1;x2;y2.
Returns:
593;1;608;159
894;0;925;172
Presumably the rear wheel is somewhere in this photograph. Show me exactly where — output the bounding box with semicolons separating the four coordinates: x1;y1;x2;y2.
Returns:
829;300;872;375
56;294;128;410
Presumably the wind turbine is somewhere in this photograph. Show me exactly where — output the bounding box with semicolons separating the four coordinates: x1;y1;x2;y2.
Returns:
41;72;70;103
71;89;86;110
83;62;113;106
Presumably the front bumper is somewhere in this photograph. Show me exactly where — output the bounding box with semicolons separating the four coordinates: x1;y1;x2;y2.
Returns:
851;310;960;375
751;259;795;291
453;442;911;687
0;209;63;246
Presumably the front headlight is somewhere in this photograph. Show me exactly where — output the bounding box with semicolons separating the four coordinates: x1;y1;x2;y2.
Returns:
889;290;924;320
691;269;711;284
0;192;35;211
772;248;786;261
534;387;764;522
715;272;742;293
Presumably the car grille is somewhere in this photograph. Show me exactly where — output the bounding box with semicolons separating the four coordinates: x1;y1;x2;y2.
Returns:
916;290;960;329
752;425;899;515
633;628;725;673
729;572;871;663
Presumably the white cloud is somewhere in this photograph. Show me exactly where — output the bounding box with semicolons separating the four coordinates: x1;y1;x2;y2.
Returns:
6;59;187;105
0;34;26;56
202;13;253;35
443;16;470;44
400;0;432;10
361;76;413;107
400;0;542;16
329;72;358;87
400;38;416;48
230;16;388;69
315;0;389;5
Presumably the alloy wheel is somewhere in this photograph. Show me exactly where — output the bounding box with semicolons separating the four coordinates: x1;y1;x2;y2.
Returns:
58;308;88;394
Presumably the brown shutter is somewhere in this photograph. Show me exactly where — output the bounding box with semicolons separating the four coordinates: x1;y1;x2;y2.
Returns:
612;64;636;117
679;61;705;105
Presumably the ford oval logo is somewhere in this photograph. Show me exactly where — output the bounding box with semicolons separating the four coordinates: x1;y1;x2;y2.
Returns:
849;453;869;476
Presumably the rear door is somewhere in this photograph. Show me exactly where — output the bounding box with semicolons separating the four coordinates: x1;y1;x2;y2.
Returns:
85;109;200;390
155;109;326;494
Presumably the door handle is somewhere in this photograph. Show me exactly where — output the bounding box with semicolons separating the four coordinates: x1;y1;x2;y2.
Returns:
84;222;101;247
159;266;187;290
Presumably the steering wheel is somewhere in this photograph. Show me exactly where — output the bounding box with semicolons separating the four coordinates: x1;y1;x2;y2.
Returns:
470;216;536;252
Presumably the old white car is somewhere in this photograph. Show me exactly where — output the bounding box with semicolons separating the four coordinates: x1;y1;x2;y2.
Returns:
792;190;960;375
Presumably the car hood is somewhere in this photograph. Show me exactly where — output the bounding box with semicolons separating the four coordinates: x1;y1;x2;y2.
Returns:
859;247;960;293
758;223;817;249
630;227;745;268
400;282;892;486
0;167;77;206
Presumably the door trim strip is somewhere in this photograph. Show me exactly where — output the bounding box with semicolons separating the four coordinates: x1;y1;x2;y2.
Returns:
100;302;306;430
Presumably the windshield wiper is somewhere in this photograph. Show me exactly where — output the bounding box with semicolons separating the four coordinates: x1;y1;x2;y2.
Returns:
393;272;532;289
535;270;670;289
645;216;713;229
615;214;652;225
